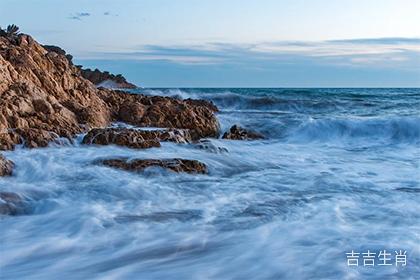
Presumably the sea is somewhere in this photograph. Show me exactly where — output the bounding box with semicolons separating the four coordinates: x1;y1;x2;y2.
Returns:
1;88;419;279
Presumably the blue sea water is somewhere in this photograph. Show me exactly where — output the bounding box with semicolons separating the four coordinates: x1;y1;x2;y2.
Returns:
0;88;419;279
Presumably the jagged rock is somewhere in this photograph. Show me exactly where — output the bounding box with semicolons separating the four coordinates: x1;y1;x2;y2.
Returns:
80;68;137;89
100;90;220;139
0;35;112;149
0;34;220;150
16;128;58;148
222;125;265;140
42;45;73;64
0;192;25;215
99;158;208;174
82;128;160;149
43;46;135;89
195;139;228;153
0;131;21;150
0;155;14;176
82;127;193;149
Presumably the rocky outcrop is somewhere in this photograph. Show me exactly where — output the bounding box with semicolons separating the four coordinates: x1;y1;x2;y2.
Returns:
99;91;220;139
82;127;193;149
0;34;112;150
0;34;220;151
0;155;14;176
80;68;137;89
43;45;136;89
42;45;73;64
99;158;208;174
222;125;265;140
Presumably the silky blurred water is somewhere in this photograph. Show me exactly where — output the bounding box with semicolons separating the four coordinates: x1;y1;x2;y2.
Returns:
1;88;419;279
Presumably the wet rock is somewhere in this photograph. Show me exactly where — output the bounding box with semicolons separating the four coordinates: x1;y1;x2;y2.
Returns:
100;90;220;139
222;125;265;140
0;155;14;176
99;158;208;174
195;139;228;153
82;127;194;149
16;128;58;148
0;192;24;215
83;128;161;149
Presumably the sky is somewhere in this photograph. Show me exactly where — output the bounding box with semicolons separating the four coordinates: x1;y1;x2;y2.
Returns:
1;0;420;87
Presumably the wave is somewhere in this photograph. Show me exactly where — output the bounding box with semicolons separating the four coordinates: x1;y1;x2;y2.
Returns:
286;116;420;144
135;88;420;145
140;89;347;112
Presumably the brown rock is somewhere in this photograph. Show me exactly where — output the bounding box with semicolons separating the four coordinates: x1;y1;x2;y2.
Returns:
0;131;22;150
82;128;161;149
82;127;194;149
0;33;220;151
79;68;137;89
100;90;220;139
100;158;208;174
222;125;265;140
16;128;58;148
0;154;14;176
0;35;112;150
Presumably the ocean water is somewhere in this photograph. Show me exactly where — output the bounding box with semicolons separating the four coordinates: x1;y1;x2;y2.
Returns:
0;88;419;279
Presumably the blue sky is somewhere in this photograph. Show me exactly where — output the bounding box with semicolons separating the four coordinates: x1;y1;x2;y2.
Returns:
1;0;420;87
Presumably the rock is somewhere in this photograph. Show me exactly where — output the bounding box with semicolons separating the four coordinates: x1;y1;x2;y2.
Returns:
100;90;220;139
195;139;228;153
0;192;25;215
82;127;194;149
0;131;21;150
99;158;208;174
42;44;73;64
79;68;137;89
222;125;265;140
82;128;160;149
16;128;58;148
0;155;14;176
0;35;112;149
0;33;220;150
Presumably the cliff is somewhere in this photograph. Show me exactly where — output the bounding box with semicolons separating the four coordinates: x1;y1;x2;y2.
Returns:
0;33;219;153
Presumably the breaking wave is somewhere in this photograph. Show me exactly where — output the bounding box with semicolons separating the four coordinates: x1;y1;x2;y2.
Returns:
286;116;420;144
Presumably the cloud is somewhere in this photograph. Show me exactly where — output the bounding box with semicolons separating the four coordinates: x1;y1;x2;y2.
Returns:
68;12;91;20
77;37;420;72
103;11;118;17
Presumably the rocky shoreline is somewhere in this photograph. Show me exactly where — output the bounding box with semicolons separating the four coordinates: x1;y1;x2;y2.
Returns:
0;30;264;180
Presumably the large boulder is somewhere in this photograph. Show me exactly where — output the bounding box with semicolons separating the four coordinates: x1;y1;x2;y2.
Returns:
100;90;220;139
0;155;14;176
99;158;208;174
0;34;112;150
222;125;265;140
